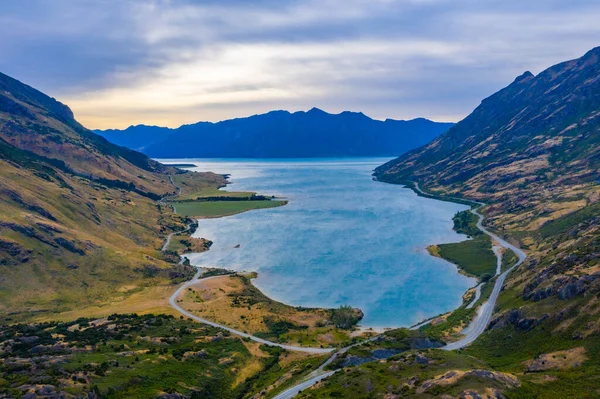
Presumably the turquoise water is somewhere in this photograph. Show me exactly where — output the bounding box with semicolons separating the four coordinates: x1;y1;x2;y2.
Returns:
163;158;475;328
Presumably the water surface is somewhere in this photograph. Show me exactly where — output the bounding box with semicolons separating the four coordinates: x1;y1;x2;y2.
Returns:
161;158;475;327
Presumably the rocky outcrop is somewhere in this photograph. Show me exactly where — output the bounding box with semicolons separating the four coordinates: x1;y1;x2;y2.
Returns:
488;309;547;331
523;274;600;302
417;369;520;394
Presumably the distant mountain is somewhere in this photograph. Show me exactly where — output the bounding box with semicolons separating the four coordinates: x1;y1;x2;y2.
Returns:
96;109;453;158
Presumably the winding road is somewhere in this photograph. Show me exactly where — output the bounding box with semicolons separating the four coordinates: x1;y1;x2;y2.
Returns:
169;270;334;354
161;174;334;354
162;175;527;397
272;183;528;398
442;206;526;350
161;222;192;253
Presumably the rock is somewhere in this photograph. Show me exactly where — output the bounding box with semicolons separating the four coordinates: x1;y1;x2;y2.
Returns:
410;337;443;350
211;332;224;342
558;281;587;300
418;369;519;394
54;237;85;255
516;318;537;330
457;390;484;399
490;308;545;332
525;347;587;372
182;349;208;360
414;354;431;365
371;349;401;359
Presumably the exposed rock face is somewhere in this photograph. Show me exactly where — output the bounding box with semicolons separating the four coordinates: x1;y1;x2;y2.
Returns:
523;274;600;302
417;369;520;394
488;309;546;331
0;238;31;265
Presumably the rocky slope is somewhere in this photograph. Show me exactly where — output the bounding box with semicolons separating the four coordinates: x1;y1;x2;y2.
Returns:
0;72;226;321
345;47;600;398
97;109;453;158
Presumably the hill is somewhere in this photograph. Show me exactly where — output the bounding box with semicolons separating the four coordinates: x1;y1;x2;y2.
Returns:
0;71;227;321
96;109;453;158
361;47;600;397
0;72;342;399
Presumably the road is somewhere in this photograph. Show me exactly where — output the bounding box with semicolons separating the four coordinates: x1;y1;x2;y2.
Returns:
169;270;334;354
411;183;526;350
161;222;192;253
465;283;482;309
271;183;529;398
161;175;334;354
442;206;527;350
272;335;381;399
273;371;338;399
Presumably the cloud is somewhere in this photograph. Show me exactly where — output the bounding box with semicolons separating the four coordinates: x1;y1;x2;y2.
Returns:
0;0;599;128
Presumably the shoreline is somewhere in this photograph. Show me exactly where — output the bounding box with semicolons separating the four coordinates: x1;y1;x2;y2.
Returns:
167;170;524;346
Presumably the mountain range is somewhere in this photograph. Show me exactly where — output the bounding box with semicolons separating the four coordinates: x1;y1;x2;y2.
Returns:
96;109;453;158
2;44;600;398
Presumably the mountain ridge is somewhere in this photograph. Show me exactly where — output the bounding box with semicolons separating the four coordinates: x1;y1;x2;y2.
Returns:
366;47;600;398
96;108;454;158
0;70;226;320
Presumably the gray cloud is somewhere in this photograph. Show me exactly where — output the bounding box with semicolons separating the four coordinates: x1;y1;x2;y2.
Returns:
0;0;598;128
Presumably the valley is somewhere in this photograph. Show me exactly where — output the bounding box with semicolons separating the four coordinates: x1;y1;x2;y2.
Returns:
1;34;599;399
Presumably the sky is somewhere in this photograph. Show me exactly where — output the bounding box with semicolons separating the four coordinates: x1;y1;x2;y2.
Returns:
1;1;599;129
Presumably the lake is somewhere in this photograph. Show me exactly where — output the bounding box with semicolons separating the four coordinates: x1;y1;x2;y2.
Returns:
161;158;475;328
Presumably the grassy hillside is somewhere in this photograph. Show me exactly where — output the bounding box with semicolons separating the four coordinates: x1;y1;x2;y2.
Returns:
0;72;354;399
0;72;228;322
0;313;329;398
334;47;600;398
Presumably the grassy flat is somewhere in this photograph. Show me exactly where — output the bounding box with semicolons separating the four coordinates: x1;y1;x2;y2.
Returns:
172;174;256;200
437;235;497;278
429;210;497;279
174;199;287;217
176;274;356;347
178;187;257;200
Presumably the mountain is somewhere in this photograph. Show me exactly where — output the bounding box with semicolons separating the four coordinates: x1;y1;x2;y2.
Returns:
366;47;600;397
96;109;453;158
0;71;225;321
376;47;600;194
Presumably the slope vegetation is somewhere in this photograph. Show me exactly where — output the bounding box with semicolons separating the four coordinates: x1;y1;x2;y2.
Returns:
339;47;600;398
0;72;226;322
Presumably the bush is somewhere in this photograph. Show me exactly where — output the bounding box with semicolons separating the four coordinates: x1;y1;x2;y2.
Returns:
331;305;361;329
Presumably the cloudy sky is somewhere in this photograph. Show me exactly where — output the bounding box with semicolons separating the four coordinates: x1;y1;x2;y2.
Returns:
1;0;599;129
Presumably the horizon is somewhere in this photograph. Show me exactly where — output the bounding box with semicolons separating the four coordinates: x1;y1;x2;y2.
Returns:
95;106;454;131
1;1;599;129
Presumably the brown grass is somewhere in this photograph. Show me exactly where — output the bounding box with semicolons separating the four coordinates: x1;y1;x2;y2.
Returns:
176;275;351;346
